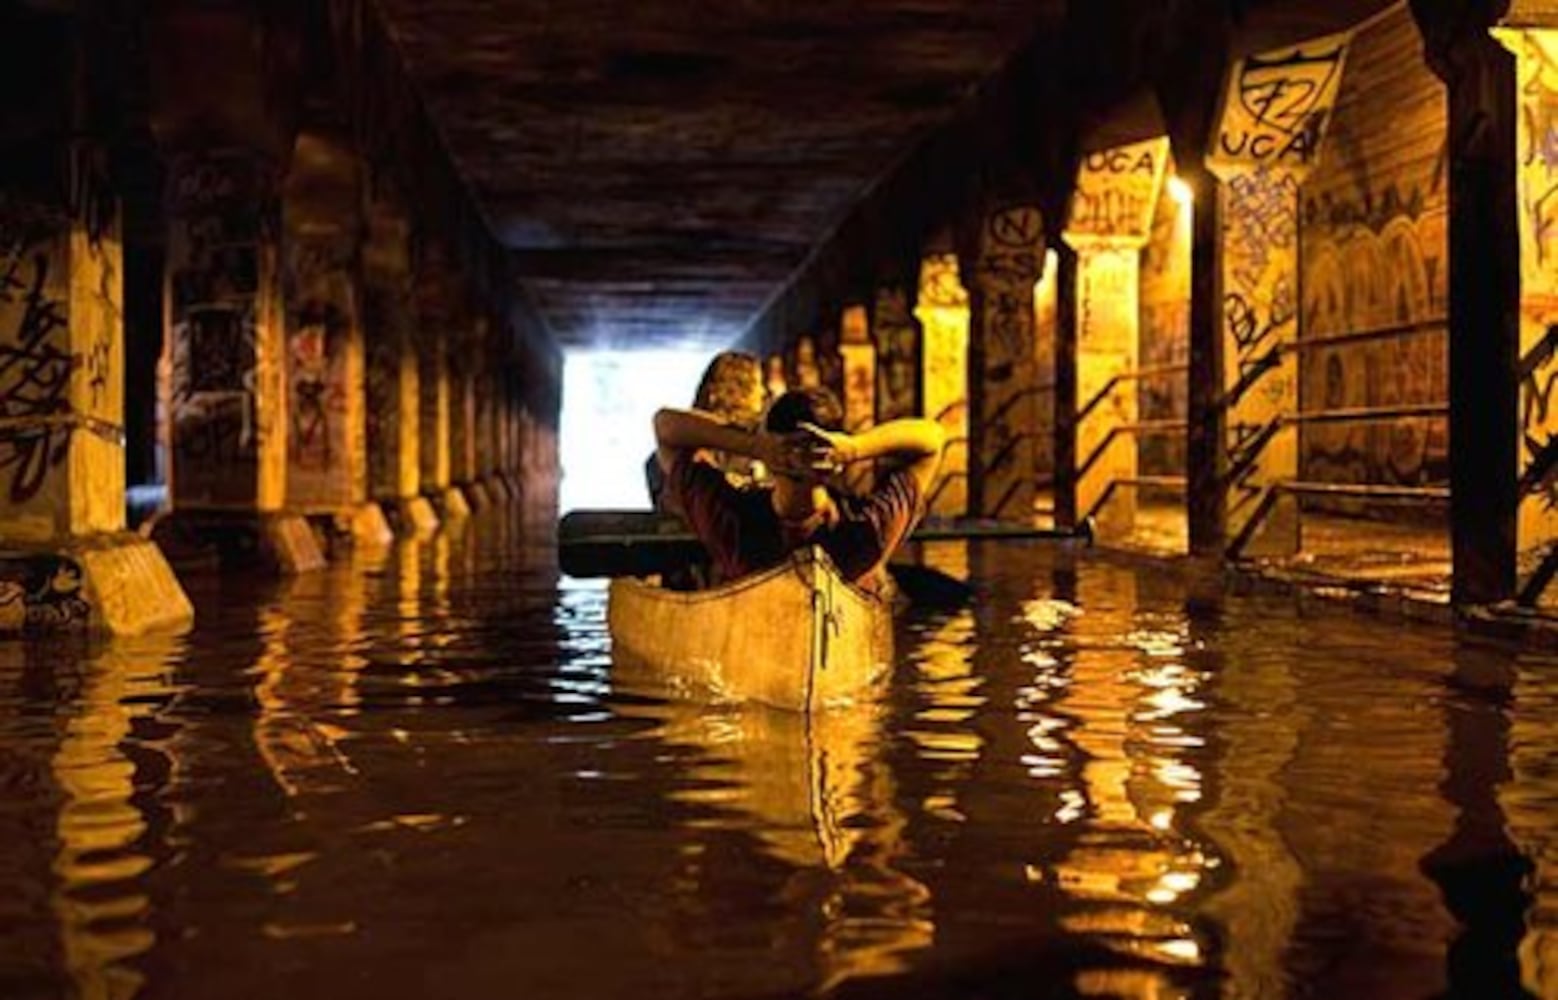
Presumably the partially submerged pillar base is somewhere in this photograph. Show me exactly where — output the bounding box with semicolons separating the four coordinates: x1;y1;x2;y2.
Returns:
346;503;395;548
432;487;472;523
482;475;514;504
0;535;194;636
149;511;327;575
382;497;440;538
462;481;494;512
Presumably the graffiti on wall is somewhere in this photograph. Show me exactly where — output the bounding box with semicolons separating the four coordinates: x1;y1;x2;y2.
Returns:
168;155;268;505
1139;182;1191;479
975;204;1045;518
1212;33;1350;172
872;288;918;423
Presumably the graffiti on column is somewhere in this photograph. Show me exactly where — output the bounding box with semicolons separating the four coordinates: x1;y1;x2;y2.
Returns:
285;230;357;509
287;307;343;470
1068;144;1164;239
0;209;75;505
1213;33;1349;170
0;553;90;632
1224;170;1300;387
363;280;402;498
169;155;268;504
976;204;1045;519
1507;31;1558;536
872;287;918;423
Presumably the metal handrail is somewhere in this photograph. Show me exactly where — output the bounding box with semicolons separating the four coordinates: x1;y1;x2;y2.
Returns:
1289;317;1445;353
1081;475;1190;523
1276;480;1450;501
1077;421;1190;481
1283;403;1447;425
1078;363;1190;423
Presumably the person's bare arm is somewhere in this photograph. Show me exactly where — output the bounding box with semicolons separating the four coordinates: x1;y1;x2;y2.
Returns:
654;407;802;475
801;418;945;498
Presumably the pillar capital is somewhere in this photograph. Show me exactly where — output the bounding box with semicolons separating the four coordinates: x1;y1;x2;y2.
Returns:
1063;137;1172;252
1205;31;1352;185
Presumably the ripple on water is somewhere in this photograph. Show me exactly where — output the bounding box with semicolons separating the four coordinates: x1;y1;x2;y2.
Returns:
0;523;1554;998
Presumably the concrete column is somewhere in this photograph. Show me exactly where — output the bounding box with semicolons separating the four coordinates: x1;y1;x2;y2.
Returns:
0;8;191;633
148;2;323;574
1063;138;1171;541
763;353;788;399
446;317;487;511
966;201;1046;521
915;249;970;518
871;282;919;424
478;362;510;504
1051;244;1080;530
838;304;876;494
415;273;468;522
1495;22;1558;598
1185;166;1227;555
281;133;390;549
1207;31;1352;558
361;200;438;537
790;334;823;390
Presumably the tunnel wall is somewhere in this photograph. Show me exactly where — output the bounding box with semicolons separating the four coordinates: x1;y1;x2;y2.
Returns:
1138;168;1191;485
1298;7;1450;508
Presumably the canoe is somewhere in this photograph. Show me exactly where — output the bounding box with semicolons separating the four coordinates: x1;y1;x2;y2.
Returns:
607;546;893;712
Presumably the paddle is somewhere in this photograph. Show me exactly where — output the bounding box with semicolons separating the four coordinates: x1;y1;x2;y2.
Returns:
557;509;1093;590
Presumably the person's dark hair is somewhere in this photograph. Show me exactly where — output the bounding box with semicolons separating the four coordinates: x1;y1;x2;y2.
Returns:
765;387;844;434
692;351;764;424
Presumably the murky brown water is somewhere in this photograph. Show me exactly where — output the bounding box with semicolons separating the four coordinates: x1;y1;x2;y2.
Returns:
2;513;1556;999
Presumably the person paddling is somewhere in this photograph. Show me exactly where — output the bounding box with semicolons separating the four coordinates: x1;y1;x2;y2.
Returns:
654;386;944;593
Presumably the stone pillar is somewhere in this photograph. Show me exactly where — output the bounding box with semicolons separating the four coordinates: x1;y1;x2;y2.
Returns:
1032;246;1060;521
1185;165;1227;556
447;315;489;511
280;132;389;548
966;201;1046;521
1063;138;1171;541
361;199;437;537
838;304;876;494
790;334;823;390
0;8;191;633
871;281;919;424
1051;244;1081;530
1207;31;1352;557
915;249;970;518
475;332;508;503
415;272;468;522
148;2;323;574
1494;19;1558;601
763;353;788;399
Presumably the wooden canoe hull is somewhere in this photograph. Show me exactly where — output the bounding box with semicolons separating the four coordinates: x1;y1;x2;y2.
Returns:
607;547;893;712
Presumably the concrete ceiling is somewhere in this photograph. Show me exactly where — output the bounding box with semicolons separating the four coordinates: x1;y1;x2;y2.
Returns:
373;0;1404;351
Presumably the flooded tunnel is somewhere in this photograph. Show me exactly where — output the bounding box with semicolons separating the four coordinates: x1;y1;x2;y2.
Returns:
3;0;1558;997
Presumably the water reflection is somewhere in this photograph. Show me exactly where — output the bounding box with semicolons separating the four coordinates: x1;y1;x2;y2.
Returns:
5;520;1558;997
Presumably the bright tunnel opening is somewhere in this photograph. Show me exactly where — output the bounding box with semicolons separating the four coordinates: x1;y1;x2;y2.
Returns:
559;349;714;513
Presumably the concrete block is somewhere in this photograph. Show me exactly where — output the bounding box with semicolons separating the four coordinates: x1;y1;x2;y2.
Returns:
0;534;193;636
